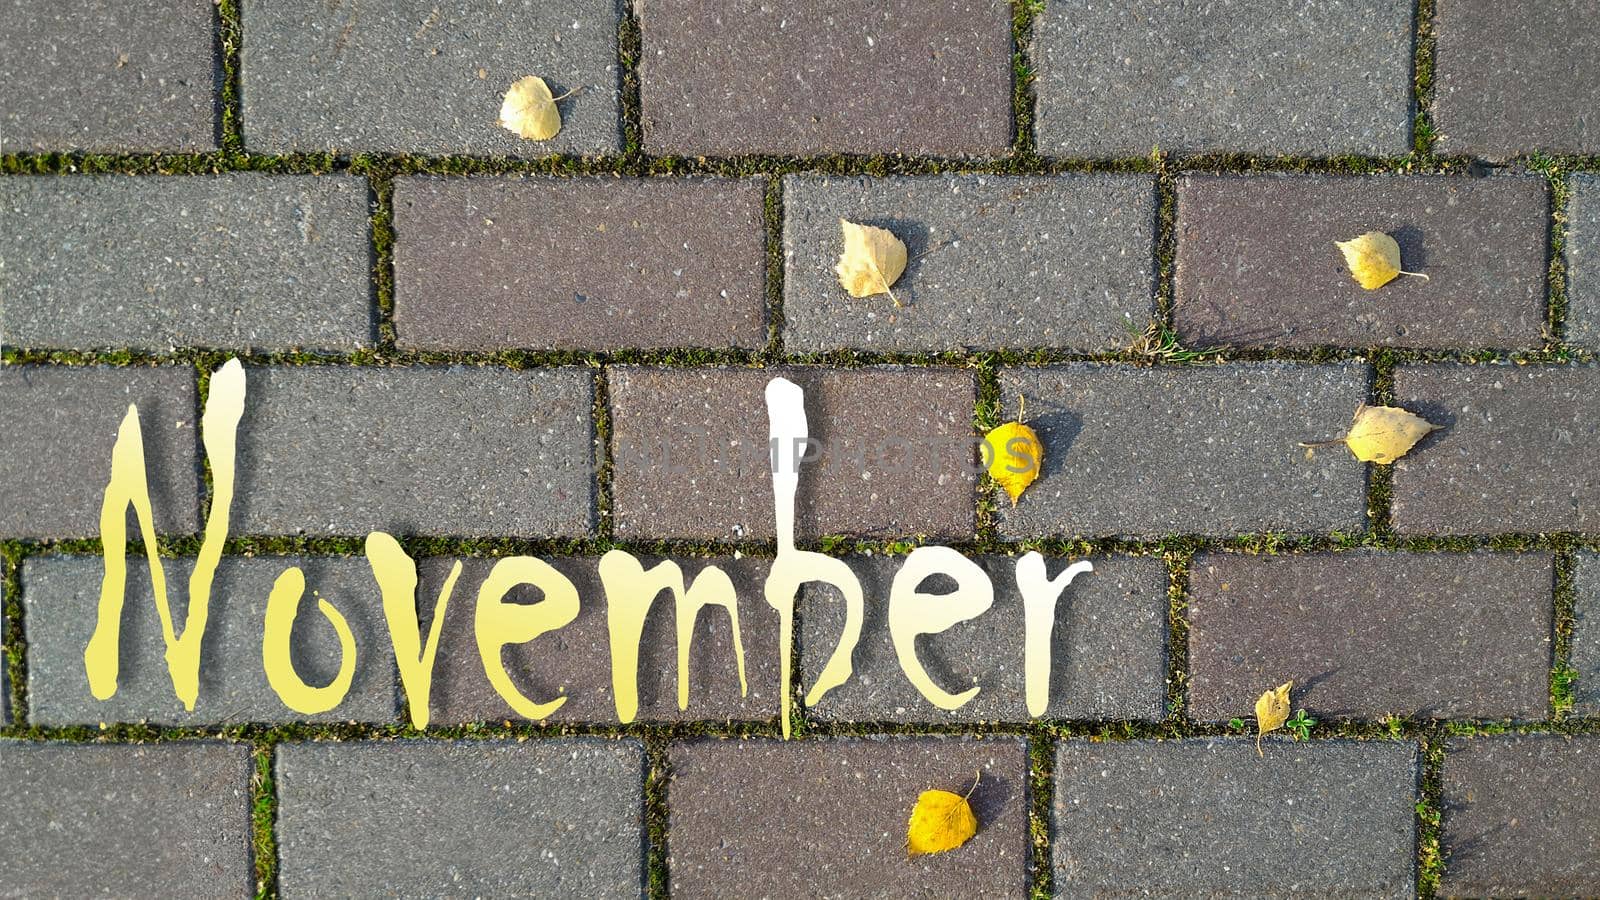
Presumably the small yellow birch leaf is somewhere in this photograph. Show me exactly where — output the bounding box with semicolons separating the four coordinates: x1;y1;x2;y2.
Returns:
1255;680;1293;756
835;219;908;305
1343;403;1439;463
985;420;1042;505
907;788;978;856
1335;231;1428;290
499;76;566;141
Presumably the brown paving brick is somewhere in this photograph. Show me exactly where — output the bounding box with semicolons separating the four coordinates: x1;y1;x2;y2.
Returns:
1440;735;1600;896
422;555;781;723
1188;551;1553;722
0;365;199;539
1434;0;1600;158
394;177;767;351
638;0;1013;156
669;737;1029;899
803;555;1168;722
1175;175;1549;349
1392;363;1600;535
609;367;977;541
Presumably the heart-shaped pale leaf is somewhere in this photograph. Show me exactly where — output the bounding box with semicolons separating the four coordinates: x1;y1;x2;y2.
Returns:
835;219;907;305
499;76;564;141
907;788;978;856
1335;231;1428;290
1255;680;1293;755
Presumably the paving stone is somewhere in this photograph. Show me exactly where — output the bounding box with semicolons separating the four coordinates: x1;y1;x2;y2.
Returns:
234;366;594;537
277;739;644;898
1054;738;1418;896
782;174;1157;353
0;366;198;539
1;176;374;352
638;0;1012;156
1440;735;1600;896
670;736;1028;899
1567;176;1600;349
0;3;217;152
1434;0;1600;158
23;555;396;726
241;0;620;155
609;366;977;541
1392;363;1600;534
1;584;8;726
394;177;766;351
1189;551;1553;722
1035;0;1413;157
1571;552;1600;716
802;555;1167;722
996;363;1370;538
1176;175;1549;349
0;741;253;897
422;555;781;723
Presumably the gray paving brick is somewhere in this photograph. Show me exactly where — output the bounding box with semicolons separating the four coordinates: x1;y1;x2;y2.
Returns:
638;0;1012;156
609;366;977;541
276;739;644;898
1434;0;1600;159
782;175;1157;353
1175;175;1549;349
1035;0;1413;157
394;177;766;351
1567;175;1600;349
670;736;1029;899
1571;552;1600;716
23;555;396;726
1392;363;1600;535
1;176;373;352
0;3;217;152
996;363;1370;538
241;0;620;155
1;584;8;726
0;741;253;897
1440;735;1600;896
234;366;594;537
0;365;199;539
422;555;781;723
1189;551;1552;722
802;555;1167;722
1055;738;1418;896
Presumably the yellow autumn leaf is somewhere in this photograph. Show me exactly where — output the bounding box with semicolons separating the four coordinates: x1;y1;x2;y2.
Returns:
1335;231;1428;290
835;219;907;306
984;395;1042;506
1255;680;1293;756
907;785;978;856
1304;403;1440;464
498;76;571;141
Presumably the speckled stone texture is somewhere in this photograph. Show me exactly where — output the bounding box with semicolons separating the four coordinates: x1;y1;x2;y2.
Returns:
1440;735;1600;896
782;174;1157;352
234;366;595;537
1572;552;1600;716
23;556;397;726
1434;0;1600;158
608;366;977;541
0;742;253;897
1;175;374;352
1176;175;1549;349
421;555;782;723
1392;363;1600;535
802;554;1168;722
0;1;217;152
1567;176;1600;349
669;737;1029;899
241;0;621;155
0;366;199;539
1188;551;1553;722
638;0;1012;156
1054;739;1419;897
1035;0;1414;156
996;362;1370;538
394;177;766;351
276;740;645;898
